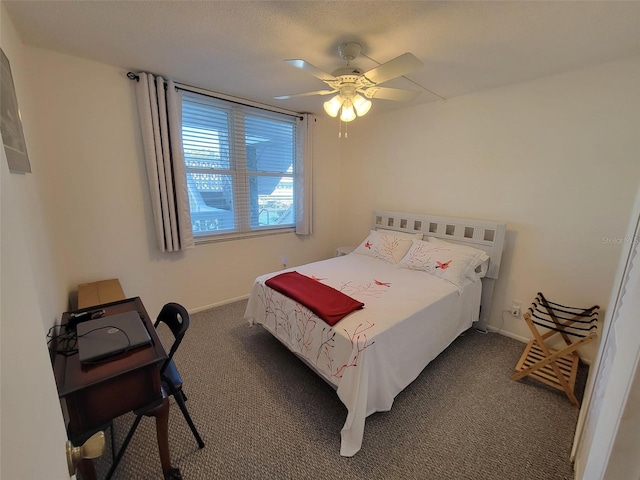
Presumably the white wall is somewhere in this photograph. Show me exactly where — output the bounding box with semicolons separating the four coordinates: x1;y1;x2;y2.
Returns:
22;46;343;319
337;56;640;361
0;3;70;478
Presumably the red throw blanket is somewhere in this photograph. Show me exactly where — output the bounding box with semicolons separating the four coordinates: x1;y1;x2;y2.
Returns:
265;271;364;326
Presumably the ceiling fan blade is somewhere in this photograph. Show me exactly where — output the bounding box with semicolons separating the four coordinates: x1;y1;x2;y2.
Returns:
362;87;422;101
361;53;423;85
284;59;337;82
274;89;337;100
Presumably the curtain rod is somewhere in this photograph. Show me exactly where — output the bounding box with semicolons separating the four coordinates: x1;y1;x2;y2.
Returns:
126;71;304;120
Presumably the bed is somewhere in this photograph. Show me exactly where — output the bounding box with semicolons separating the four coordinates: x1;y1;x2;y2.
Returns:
244;210;506;456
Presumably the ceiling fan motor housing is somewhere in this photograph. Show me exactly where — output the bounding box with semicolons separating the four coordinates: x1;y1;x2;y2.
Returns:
331;67;364;78
326;75;360;99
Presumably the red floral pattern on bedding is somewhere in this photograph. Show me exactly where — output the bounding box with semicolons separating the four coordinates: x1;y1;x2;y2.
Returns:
257;274;388;380
332;321;375;379
338;280;389;299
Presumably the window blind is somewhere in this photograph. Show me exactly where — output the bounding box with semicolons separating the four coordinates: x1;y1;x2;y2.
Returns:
181;92;299;239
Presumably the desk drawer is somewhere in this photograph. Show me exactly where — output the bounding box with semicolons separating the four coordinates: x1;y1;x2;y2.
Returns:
66;363;162;434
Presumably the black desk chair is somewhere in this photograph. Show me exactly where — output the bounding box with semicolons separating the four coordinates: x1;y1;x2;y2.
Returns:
107;303;205;479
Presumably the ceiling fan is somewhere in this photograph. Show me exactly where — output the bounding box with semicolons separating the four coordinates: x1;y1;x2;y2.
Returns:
275;42;423;122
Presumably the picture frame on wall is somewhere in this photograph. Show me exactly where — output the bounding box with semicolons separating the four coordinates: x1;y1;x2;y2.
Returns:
1;48;31;174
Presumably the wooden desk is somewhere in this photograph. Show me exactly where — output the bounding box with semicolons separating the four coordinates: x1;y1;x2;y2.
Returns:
54;297;179;479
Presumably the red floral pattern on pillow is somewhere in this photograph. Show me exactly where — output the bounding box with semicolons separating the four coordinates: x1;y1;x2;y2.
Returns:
398;240;489;291
352;230;415;264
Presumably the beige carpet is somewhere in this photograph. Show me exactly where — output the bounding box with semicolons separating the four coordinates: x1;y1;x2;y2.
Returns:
92;299;586;480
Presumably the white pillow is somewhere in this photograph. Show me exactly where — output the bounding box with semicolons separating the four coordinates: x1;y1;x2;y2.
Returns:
352;230;416;264
427;237;490;280
397;239;490;291
376;228;424;240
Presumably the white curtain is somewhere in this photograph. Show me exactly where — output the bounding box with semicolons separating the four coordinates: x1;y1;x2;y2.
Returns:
295;114;314;235
135;73;194;252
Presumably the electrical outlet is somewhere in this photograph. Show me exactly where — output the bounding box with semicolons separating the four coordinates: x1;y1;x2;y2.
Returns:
511;300;522;317
281;256;288;268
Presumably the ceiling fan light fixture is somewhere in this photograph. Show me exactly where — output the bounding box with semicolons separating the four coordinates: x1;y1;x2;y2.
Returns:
353;94;372;117
323;95;343;117
340;100;356;122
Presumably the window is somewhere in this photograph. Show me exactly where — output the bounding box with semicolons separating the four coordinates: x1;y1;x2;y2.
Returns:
181;91;302;241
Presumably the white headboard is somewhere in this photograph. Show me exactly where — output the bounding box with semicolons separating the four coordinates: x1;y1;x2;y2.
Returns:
372;210;506;279
372;210;507;328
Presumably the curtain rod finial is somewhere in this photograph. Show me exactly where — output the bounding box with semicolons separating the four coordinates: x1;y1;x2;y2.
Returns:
127;72;140;82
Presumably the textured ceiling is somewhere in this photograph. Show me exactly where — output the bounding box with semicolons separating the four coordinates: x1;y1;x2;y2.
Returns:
4;1;640;116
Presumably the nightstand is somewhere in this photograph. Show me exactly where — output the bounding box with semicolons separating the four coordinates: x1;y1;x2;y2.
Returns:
336;246;355;257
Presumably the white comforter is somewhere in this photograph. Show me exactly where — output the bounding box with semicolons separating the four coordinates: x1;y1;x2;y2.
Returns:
244;253;481;456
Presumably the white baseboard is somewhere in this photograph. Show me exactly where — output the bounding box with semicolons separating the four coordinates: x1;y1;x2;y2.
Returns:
189;294;250;314
487;325;530;343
